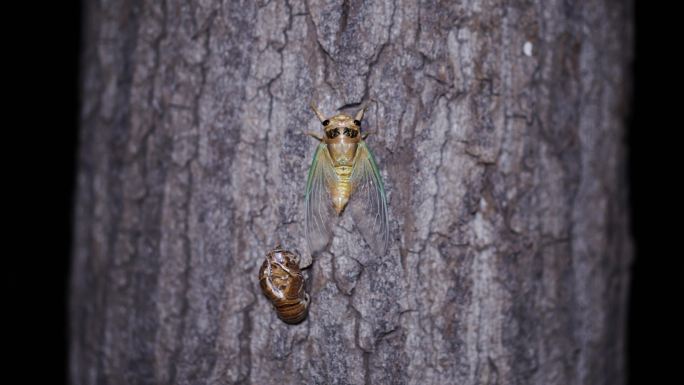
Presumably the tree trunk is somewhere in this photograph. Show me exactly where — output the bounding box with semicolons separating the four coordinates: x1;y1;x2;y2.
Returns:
71;0;632;384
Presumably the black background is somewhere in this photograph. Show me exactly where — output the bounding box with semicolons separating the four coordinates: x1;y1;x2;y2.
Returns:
6;2;81;383
6;1;672;384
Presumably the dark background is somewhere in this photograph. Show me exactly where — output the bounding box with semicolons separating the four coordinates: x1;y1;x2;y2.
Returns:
6;2;81;383
6;1;669;384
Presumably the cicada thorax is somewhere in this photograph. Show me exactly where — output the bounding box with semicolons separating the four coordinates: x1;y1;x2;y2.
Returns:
258;246;310;324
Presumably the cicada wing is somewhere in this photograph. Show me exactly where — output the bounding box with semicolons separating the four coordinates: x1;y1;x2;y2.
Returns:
305;143;337;255
349;141;389;256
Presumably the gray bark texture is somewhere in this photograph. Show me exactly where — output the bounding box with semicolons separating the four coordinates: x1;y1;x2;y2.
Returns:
71;0;633;384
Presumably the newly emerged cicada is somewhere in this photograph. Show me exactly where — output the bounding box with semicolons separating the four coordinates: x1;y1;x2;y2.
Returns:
259;246;310;324
304;102;389;256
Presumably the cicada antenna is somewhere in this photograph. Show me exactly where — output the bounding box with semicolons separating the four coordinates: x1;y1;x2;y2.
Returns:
358;98;380;137
310;101;327;123
354;105;368;121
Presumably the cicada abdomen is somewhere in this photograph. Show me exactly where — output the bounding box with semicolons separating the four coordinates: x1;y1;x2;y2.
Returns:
304;102;389;256
258;246;310;324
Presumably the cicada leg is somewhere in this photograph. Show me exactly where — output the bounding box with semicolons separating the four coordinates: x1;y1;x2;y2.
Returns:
262;259;282;297
302;131;323;141
273;261;298;277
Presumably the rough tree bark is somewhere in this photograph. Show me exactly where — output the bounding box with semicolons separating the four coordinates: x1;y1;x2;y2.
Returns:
71;0;632;384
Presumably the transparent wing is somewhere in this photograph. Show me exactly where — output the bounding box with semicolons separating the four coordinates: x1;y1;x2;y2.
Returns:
305;143;337;254
349;141;389;256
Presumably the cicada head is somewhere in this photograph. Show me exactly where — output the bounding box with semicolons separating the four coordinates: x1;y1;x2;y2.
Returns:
310;102;365;143
268;245;299;270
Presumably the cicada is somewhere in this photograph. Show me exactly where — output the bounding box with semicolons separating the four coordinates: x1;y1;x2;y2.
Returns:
304;102;389;256
259;246;310;324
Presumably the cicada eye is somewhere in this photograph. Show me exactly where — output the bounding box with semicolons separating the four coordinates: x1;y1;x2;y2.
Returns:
343;127;359;138
322;119;330;126
353;120;361;126
326;128;340;139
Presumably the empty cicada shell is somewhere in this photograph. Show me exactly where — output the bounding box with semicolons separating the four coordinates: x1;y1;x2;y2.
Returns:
258;246;310;324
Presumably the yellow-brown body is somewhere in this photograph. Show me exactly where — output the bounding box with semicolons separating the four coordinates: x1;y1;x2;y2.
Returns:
258;247;309;324
318;114;362;214
305;102;389;256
